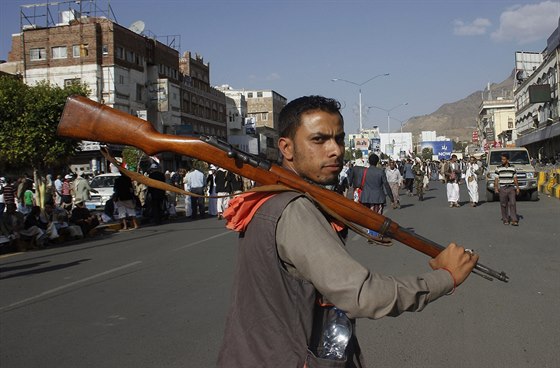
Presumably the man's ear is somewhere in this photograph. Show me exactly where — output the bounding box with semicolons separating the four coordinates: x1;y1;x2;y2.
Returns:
278;137;294;161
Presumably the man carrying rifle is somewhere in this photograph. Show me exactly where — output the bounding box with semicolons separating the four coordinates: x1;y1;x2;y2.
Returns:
217;96;478;367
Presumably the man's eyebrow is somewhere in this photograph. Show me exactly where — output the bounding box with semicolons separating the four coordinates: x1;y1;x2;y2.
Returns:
310;131;345;138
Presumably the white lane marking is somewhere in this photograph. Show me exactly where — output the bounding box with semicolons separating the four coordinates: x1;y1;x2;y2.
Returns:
173;231;233;251
0;261;142;312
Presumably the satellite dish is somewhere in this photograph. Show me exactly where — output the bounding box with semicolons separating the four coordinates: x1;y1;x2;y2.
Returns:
129;20;145;34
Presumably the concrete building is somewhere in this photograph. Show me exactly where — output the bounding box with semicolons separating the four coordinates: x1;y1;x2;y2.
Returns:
3;1;227;171
347;127;413;160
477;89;516;151
215;85;259;155
237;89;287;161
514;21;560;161
420;131;437;142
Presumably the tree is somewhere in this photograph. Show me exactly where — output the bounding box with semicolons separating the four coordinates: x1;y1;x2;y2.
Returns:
122;146;147;172
344;148;363;161
453;140;469;153
421;147;433;161
0;77;89;205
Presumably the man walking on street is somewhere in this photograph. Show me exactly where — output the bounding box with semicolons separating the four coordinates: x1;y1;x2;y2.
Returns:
444;154;462;207
465;156;480;207
403;158;415;196
351;153;395;240
412;157;426;201
185;164;206;219
218;95;478;367
494;153;520;226
73;172;97;205
385;161;402;208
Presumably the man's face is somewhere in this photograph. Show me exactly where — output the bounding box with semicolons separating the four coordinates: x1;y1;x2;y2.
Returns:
279;110;345;185
501;156;509;165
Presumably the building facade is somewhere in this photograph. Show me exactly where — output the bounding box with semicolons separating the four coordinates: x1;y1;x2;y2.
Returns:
4;1;227;171
514;21;560;161
237;89;287;161
478;96;516;151
215;85;259;155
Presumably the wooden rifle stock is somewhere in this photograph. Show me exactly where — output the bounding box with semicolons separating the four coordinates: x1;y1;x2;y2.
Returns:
57;96;508;282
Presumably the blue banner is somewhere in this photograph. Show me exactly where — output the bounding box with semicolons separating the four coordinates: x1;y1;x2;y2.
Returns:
420;141;453;160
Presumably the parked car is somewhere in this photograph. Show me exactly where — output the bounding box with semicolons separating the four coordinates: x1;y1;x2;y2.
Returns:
485;147;538;202
85;173;121;210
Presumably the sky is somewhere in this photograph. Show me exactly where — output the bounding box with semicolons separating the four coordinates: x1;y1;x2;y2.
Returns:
1;0;559;134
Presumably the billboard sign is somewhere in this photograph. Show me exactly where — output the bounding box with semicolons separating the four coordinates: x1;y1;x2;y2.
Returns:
486;128;495;142
420;141;453;160
371;138;381;152
354;138;369;150
472;130;479;142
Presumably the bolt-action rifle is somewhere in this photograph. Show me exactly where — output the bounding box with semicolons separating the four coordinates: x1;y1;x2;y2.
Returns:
57;95;509;282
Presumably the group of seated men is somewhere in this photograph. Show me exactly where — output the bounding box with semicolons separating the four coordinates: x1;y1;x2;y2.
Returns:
0;199;99;251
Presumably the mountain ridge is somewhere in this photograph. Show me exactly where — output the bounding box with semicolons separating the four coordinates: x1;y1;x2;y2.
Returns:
402;72;515;141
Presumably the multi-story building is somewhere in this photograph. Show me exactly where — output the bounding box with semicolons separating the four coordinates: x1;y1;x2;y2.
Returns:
514;21;560;160
237;90;287;161
3;1;227;171
477;94;516;151
215;85;259;155
347;127;413;160
178;51;227;140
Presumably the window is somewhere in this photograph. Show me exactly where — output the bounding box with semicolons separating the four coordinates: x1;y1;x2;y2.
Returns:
52;46;67;59
257;91;263;97
102;44;109;55
247;92;253;98
126;50;134;63
116;47;124;59
508;118;514;129
30;48;47;61
72;45;88;58
118;75;125;85
136;84;144;101
261;112;268;120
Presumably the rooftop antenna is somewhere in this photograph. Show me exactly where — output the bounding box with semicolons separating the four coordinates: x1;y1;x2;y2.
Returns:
129;20;145;35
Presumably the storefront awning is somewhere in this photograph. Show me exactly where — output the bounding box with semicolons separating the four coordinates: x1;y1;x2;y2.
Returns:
516;121;560;146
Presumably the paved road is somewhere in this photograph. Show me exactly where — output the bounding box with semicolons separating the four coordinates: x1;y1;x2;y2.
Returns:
1;181;558;368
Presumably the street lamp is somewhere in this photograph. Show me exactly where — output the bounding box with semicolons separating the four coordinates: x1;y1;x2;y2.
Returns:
367;103;408;154
390;116;409;155
331;73;390;132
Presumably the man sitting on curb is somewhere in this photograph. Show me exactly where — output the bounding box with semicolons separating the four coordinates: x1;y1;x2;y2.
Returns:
71;200;100;236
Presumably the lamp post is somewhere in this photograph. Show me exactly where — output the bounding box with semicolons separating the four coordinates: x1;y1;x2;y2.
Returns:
367;103;408;155
390;116;408;156
331;73;390;132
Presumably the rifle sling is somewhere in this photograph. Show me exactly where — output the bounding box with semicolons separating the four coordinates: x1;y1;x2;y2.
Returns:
100;147;391;246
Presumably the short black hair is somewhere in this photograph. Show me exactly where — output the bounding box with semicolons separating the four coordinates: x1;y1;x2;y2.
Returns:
501;152;510;159
368;153;380;166
278;95;343;139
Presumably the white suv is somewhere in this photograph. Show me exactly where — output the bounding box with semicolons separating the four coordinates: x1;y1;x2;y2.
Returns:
485;148;538;202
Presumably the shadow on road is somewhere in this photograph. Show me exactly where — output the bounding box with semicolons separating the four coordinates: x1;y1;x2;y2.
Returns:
0;258;91;280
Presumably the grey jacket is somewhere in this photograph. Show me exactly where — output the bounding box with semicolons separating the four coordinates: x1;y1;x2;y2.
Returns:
352;166;394;205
